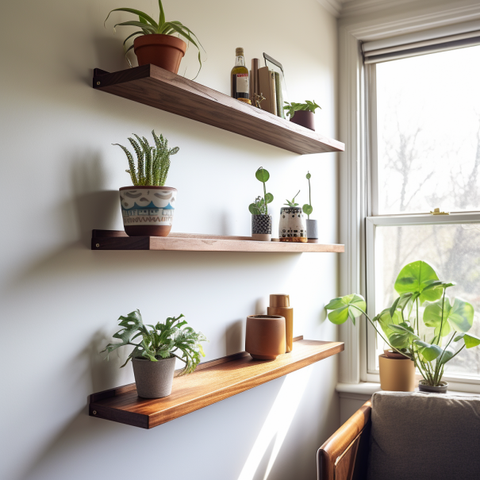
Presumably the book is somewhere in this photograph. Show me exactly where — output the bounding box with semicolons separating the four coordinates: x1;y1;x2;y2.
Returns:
258;66;277;115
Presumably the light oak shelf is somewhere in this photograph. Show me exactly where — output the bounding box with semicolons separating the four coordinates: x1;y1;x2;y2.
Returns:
89;338;344;429
92;65;345;155
91;230;345;253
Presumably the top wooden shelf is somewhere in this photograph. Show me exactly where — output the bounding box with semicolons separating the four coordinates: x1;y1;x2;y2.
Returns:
89;338;344;429
92;65;345;155
91;230;345;253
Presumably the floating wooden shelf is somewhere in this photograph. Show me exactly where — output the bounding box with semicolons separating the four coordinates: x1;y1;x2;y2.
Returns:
89;338;344;429
91;230;345;253
93;66;345;155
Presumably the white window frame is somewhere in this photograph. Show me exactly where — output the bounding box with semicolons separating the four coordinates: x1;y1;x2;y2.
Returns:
337;1;480;392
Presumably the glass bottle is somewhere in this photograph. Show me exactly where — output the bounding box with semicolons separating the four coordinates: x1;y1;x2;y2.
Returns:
231;47;250;104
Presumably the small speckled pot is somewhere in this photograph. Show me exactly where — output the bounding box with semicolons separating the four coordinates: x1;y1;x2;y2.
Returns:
132;356;176;398
251;214;272;241
279;207;307;242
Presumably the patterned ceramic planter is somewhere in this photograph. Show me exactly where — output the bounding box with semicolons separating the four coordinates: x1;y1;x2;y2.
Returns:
119;186;177;237
132;356;176;398
279;207;307;242
252;214;272;241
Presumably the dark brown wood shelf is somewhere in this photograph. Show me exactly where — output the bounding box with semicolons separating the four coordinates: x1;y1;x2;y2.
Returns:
89;338;344;429
91;230;345;253
93;65;345;155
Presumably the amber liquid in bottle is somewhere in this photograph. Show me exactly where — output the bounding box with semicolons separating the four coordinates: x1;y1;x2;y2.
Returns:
231;47;250;103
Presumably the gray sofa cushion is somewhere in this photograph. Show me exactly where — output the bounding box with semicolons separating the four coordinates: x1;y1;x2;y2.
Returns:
367;391;480;480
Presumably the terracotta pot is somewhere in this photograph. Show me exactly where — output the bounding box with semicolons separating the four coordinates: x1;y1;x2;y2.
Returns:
267;294;293;353
418;380;448;394
279;206;307;242
290;110;315;130
132;356;176;398
245;315;286;360
379;353;416;391
251;214;272;241
134;34;187;74
119;185;177;237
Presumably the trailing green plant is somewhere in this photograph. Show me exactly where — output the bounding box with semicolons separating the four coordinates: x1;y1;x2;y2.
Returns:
283;100;321;119
105;0;204;77
303;171;313;218
284;190;300;208
113;130;179;186
249;167;274;215
101;310;207;375
325;260;480;387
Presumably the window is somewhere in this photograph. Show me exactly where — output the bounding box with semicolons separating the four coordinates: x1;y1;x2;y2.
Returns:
364;43;480;384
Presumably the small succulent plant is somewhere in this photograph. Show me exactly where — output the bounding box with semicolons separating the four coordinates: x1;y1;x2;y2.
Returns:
283;100;321;119
284;190;300;207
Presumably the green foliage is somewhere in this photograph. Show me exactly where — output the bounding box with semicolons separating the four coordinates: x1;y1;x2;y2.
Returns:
283;100;321;119
249;167;274;215
325;260;479;386
101;310;207;375
284;190;300;207
105;0;204;78
113;130;179;186
302;171;313;218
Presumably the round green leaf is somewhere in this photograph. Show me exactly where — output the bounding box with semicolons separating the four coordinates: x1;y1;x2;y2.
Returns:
303;204;313;215
255;168;270;183
394;261;442;303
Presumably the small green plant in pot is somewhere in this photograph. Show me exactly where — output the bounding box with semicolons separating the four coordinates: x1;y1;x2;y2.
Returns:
279;191;307;243
284;100;321;131
249;167;274;241
302;171;318;242
102;310;207;398
325;260;480;392
105;0;204;78
116;130;179;237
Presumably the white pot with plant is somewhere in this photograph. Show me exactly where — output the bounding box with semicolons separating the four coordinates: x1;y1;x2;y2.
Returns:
101;310;207;398
302;171;318;242
325;260;480;393
279;190;307;242
105;0;204;78
115;130;179;237
284;100;321;131
249;167;274;241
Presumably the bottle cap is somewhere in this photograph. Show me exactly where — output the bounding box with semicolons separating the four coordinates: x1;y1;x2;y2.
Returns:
236;47;244;56
269;294;290;307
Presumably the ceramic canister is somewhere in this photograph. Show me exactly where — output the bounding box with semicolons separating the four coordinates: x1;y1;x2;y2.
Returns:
279;207;307;242
268;294;293;353
245;315;286;360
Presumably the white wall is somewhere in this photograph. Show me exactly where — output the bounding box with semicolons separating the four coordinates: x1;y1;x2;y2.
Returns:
0;1;341;479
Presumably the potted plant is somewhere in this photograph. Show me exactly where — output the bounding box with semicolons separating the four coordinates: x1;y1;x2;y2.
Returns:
115;130;179;237
101;310;206;398
279;190;307;243
325;260;480;392
105;0;204;78
302;171;318;242
283;100;321;131
249;167;274;241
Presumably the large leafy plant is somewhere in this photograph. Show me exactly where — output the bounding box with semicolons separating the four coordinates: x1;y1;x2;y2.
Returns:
102;310;206;375
249;167;274;215
114;130;179;186
325;260;480;387
105;0;204;77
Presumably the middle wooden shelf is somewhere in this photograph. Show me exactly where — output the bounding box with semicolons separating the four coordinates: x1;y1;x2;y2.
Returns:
91;230;345;253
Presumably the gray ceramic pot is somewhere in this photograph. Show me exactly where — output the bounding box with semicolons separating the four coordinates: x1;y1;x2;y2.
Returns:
418;380;448;394
132;356;176;398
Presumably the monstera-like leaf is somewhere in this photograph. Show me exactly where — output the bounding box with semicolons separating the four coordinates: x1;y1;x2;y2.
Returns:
424;297;474;337
325;294;366;325
394;261;444;304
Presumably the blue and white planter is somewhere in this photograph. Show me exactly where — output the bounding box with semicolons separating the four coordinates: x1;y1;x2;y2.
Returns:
119;186;177;237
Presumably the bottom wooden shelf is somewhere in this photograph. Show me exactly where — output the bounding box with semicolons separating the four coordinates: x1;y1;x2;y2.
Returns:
89;337;344;429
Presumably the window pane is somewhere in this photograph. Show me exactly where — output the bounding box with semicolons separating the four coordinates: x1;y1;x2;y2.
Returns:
376;45;480;214
374;223;480;378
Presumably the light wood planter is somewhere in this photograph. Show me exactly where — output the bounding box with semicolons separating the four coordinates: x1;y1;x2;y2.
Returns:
89;337;344;429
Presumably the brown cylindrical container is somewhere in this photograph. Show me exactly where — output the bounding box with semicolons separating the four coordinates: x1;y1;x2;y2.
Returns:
378;353;416;391
268;294;293;353
245;315;286;361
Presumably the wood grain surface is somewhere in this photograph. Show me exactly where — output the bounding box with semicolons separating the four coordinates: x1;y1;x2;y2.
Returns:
89;339;344;429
